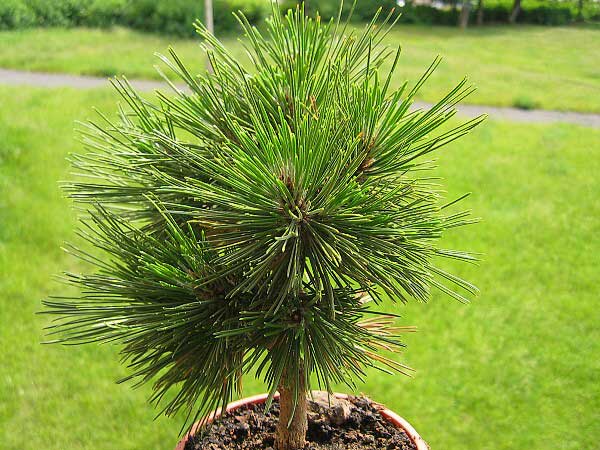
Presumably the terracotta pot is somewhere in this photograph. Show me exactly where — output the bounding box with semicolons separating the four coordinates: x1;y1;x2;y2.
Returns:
174;393;429;450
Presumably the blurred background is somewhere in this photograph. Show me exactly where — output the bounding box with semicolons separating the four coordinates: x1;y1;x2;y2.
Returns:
0;1;598;449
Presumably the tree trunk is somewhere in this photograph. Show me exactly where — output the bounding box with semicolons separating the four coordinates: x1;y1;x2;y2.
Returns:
577;0;584;22
275;369;308;450
204;0;214;73
509;0;521;24
459;0;471;28
476;0;484;25
204;0;214;34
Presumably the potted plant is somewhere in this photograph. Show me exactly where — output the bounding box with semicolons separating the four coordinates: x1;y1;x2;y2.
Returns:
44;3;483;449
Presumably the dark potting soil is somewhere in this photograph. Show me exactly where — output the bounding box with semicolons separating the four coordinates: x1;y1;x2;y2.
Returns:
184;395;417;450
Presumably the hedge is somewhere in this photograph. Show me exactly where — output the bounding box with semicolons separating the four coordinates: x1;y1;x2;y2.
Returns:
0;0;419;33
0;0;597;33
279;0;398;21
0;0;36;29
0;0;270;35
282;0;596;26
398;3;574;26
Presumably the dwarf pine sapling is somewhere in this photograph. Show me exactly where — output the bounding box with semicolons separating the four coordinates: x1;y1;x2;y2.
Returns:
44;3;483;449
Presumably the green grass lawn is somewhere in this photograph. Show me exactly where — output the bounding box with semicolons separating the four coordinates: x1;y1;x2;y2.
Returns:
1;85;599;450
0;24;599;112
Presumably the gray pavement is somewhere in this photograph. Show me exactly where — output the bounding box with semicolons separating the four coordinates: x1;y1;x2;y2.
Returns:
1;68;599;128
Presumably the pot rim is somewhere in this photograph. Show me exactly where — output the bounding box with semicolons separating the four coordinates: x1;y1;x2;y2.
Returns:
175;392;429;450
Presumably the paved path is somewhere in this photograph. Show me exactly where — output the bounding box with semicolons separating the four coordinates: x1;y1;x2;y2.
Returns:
2;68;599;128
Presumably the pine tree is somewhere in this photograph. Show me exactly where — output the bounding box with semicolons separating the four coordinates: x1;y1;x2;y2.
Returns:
44;3;483;449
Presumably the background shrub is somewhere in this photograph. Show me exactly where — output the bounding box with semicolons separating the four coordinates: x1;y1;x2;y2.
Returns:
24;0;92;27
0;0;36;30
0;0;270;34
352;0;398;21
120;0;156;32
397;2;573;26
155;0;202;36
121;0;269;36
84;0;128;28
520;5;572;25
122;0;201;36
22;0;69;27
225;0;269;25
280;0;398;21
399;4;460;25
